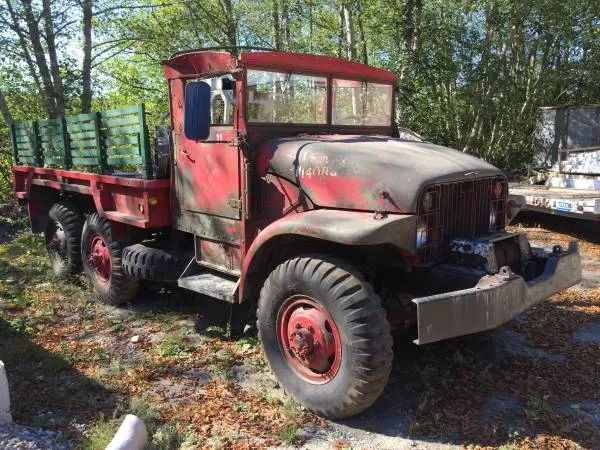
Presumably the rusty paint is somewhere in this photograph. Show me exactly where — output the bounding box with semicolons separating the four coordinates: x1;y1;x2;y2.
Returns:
239;209;418;301
195;236;242;275
13;165;170;228
256;135;503;214
413;241;582;344
170;75;241;222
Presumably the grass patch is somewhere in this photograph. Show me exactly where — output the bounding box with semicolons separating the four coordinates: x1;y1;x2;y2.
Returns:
85;417;120;450
281;398;305;423
280;425;301;445
99;358;130;378
129;396;161;430
207;364;232;382
149;423;189;450
0;227;312;448
155;331;188;357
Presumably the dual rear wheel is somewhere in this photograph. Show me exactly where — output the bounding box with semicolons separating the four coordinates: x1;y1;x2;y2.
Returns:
44;202;138;305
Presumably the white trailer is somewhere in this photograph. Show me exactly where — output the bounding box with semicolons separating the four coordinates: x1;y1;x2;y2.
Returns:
513;106;600;222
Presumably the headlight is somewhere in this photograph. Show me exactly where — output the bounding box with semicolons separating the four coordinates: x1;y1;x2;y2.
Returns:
416;219;428;248
489;204;497;230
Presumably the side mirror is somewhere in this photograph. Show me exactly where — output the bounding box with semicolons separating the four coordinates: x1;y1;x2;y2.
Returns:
184;81;211;140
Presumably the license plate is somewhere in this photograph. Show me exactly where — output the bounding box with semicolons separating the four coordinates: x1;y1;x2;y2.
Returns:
556;201;573;211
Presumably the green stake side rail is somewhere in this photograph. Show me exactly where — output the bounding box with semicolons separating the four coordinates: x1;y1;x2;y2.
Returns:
10;104;152;179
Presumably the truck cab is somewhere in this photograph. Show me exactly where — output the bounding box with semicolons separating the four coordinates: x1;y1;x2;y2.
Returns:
12;49;581;419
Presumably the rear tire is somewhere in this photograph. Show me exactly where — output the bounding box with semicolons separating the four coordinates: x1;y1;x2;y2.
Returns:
81;213;139;305
44;201;84;278
257;255;393;419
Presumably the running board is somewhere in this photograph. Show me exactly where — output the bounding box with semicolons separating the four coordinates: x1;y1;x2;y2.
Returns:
178;259;239;302
178;273;238;302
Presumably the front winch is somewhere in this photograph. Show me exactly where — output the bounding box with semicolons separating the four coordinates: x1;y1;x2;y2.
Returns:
449;233;531;276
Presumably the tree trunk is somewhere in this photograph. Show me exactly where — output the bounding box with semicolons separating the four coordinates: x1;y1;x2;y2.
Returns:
81;0;93;113
4;0;43;98
357;6;368;65
282;0;290;50
337;5;345;58
20;0;57;118
272;0;282;49
219;0;237;48
41;0;65;116
0;91;13;125
308;1;313;53
399;0;415;83
343;2;357;60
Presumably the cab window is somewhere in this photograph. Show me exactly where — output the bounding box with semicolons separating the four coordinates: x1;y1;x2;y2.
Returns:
246;70;327;124
332;79;392;126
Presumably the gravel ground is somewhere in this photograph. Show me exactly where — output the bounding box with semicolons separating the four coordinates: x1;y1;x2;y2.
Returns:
0;422;71;449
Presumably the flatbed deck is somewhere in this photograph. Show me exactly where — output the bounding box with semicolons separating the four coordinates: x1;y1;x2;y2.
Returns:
510;183;600;221
13;165;171;228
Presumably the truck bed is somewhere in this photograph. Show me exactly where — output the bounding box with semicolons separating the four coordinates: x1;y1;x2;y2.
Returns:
13;165;171;228
510;183;600;221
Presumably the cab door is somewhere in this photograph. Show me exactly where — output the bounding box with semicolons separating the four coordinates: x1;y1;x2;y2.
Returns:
171;77;241;225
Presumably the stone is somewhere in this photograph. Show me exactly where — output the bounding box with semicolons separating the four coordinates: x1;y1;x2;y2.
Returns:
105;414;148;450
0;361;12;424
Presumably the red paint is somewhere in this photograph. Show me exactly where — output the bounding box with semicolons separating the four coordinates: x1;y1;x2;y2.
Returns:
277;295;341;384
239;52;396;83
16;49;408;300
163;51;237;80
87;233;111;284
13;166;170;228
300;175;376;210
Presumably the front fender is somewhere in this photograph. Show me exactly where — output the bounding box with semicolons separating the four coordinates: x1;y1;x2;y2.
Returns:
240;209;417;301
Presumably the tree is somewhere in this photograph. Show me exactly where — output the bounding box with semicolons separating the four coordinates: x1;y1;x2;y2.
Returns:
0;92;13;125
1;0;599;180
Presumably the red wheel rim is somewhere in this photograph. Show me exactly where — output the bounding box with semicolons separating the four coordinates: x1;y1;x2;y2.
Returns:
87;234;111;284
276;295;342;384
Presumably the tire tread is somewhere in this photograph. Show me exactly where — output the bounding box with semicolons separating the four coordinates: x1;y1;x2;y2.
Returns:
257;255;393;419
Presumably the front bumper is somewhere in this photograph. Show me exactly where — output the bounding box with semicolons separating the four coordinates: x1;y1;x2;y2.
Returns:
412;241;581;344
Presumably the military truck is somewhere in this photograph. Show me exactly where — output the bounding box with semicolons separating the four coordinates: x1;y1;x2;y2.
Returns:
12;49;581;418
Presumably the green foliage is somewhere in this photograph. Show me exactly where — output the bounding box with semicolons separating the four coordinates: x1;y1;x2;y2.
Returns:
279;425;301;445
149;423;189;450
129;396;161;428
1;0;599;178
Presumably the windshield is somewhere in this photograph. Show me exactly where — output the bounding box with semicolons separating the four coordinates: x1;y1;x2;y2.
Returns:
247;70;327;124
245;70;393;126
332;79;392;126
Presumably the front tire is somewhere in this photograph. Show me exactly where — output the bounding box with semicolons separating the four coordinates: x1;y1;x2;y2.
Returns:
44;201;84;278
257;256;393;419
81;213;139;305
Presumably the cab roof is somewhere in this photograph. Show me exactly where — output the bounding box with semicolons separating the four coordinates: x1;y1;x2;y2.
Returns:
162;50;397;83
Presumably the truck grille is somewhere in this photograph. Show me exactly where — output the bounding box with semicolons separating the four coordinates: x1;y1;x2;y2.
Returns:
416;176;508;265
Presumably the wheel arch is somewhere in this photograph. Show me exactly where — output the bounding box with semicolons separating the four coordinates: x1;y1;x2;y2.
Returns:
239;209;417;304
27;186;97;233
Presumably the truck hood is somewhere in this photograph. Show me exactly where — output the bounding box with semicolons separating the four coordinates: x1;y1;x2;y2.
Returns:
256;135;504;213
